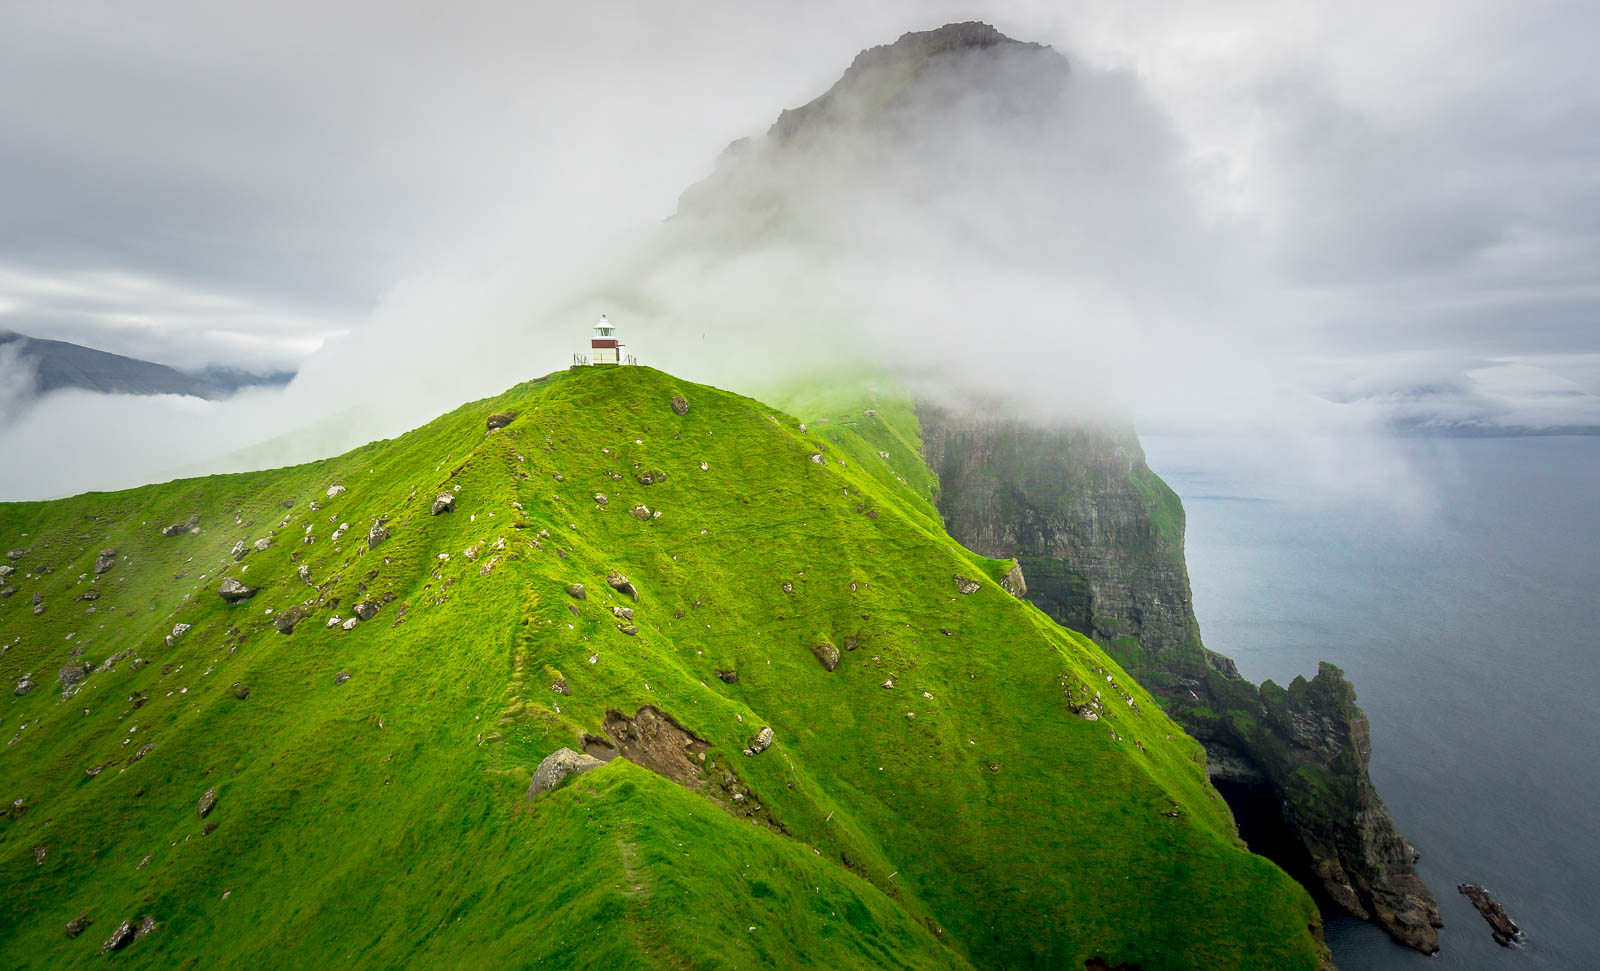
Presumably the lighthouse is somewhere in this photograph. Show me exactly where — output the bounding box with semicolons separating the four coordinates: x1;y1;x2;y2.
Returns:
590;314;624;366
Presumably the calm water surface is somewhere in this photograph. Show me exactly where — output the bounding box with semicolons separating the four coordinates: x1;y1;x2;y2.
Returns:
1143;435;1600;970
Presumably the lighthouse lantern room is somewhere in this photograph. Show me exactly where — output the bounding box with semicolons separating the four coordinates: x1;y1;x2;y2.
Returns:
590;314;623;365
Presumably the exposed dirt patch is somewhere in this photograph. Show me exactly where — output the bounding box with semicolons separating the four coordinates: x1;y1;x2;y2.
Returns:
600;706;709;787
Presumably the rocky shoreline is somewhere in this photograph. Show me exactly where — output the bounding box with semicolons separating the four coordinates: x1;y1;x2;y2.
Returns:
918;400;1443;952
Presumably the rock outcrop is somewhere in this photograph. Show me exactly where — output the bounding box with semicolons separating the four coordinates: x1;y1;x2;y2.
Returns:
1458;883;1521;946
526;747;604;798
918;399;1441;952
217;578;256;603
161;515;199;537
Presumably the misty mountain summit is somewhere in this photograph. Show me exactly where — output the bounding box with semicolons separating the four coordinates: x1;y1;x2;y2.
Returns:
0;19;1457;971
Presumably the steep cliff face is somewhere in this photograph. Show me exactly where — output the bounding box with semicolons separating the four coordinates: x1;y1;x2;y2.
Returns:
918;401;1443;953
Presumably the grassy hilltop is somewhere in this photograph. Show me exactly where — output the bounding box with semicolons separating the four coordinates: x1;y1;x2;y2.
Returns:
0;366;1323;969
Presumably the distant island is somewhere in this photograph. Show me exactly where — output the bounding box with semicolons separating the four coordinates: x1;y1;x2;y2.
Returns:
0;331;293;401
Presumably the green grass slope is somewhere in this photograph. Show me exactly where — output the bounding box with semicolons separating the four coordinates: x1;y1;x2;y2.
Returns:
0;366;1322;969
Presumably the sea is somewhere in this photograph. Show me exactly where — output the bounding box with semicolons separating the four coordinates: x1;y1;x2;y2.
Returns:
1142;434;1600;970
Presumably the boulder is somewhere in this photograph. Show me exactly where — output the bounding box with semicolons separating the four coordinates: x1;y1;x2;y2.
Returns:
366;521;389;549
101;919;136;953
64;912;91;938
353;600;381;621
171;623;191;638
4;549;22;561
326;484;346;498
526;747;604;798
161;516;199;537
232;682;251;700
297;564;313;585
196;787;218;819
606;571;638;601
252;537;272;553
628;505;651;521
334;670;351;685
1000;561;1027;598
745;726;774;756
431;493;455;515
14;677;35;696
565;583;586;600
954;574;981;595
217;578;256;603
135;916;156;939
0;564;11;578
612;606;634;621
715;669;738;684
593;493;609;507
272;605;310;634
93;549;117;575
58;662;91;694
616;624;638;636
811;641;841;672
670;394;690;415
550;678;571;696
342;618;359;631
486;411;516;431
809;453;825;464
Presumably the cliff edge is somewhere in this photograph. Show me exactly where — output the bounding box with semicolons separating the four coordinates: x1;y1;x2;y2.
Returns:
918;400;1443;953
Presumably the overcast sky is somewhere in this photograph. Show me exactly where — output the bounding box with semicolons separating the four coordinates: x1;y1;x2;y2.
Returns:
1;0;1597;496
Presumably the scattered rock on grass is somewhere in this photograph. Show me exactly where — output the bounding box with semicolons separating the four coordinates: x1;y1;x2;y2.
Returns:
353;600;381;621
272;605;310;634
93;549;117;575
744;726;773;756
566;583;586;600
606;571;638;601
486;411;516;431
366;521;389;550
101;919;136;953
431;493;455;515
232;682;251;700
217;578;256;603
811;641;840;672
628;505;651;521
670;394;689;415
326;484;346;499
954;575;981;595
612;606;634;621
64;912;91;938
161;516;199;537
527;747;604;798
550;678;571;696
196;787;218;819
715;669;738;684
334;670;351;686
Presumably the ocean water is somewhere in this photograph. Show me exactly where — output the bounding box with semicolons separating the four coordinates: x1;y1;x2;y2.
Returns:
1142;435;1600;970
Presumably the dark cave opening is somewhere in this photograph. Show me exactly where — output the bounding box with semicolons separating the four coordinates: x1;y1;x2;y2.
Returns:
1213;777;1336;910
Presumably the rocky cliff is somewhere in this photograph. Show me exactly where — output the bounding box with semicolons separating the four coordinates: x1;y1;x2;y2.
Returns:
918;400;1443;953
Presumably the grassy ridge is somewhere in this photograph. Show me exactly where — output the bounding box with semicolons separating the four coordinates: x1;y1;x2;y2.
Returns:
0;366;1321;968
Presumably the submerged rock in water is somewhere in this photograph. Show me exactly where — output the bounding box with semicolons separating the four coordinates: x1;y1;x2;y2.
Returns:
1458;883;1522;946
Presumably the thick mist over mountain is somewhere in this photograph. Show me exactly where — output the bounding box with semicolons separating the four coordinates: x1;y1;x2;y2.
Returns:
2;4;1597;500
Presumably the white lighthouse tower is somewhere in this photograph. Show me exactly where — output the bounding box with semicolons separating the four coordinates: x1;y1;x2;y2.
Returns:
589;314;624;366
